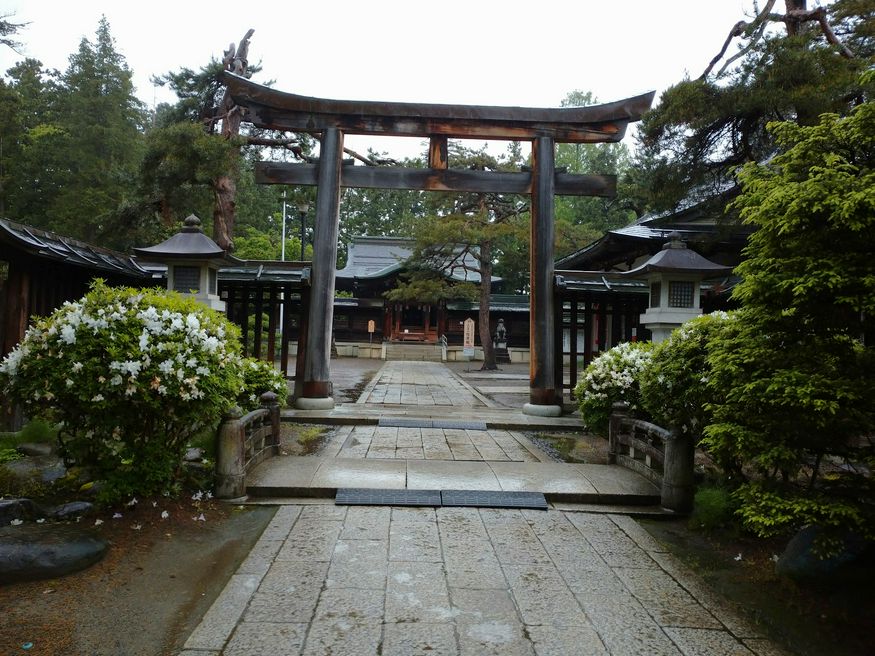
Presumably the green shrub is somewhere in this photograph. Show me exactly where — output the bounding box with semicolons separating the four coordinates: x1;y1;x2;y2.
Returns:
18;418;58;443
0;447;22;464
573;341;654;435
690;485;738;532
0;281;244;502
640;311;735;439
238;357;288;411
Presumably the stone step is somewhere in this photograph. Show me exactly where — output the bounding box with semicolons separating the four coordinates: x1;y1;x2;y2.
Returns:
384;343;443;361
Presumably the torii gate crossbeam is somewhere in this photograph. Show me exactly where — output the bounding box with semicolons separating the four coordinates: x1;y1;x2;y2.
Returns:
222;73;653;415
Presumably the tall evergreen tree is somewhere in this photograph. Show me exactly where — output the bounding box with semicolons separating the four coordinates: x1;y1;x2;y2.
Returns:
631;0;874;213
47;16;147;246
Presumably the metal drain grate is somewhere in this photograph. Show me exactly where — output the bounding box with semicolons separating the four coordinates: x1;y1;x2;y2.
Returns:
335;488;547;510
441;490;548;510
335;488;442;507
377;418;488;430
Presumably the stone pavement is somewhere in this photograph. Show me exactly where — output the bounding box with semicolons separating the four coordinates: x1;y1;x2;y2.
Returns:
179;360;790;655
179;503;787;656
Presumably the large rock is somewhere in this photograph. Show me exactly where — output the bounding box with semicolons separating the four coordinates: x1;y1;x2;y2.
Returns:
50;501;96;521
776;525;869;583
0;498;46;524
16;441;54;457
3;454;67;484
0;523;108;583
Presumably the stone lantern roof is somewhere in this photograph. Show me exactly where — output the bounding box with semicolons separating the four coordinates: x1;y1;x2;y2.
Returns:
621;232;732;278
133;215;233;262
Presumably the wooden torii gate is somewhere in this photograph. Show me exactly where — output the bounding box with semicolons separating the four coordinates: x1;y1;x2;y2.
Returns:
221;73;653;415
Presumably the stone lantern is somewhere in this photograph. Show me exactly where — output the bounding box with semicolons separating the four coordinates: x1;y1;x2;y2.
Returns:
134;215;232;312
622;232;732;343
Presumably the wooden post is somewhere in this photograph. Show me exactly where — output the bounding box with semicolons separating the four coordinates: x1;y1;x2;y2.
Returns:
294;285;310;400
524;136;561;416
280;284;292;377
428;136;448;169
662;430;696;513
569;297;579;389
298;128;343;409
267;286;277;363
215;406;245;499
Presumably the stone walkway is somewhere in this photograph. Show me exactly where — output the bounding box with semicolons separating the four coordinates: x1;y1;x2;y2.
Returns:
179;504;786;656
336;425;544;461
179;360;790;655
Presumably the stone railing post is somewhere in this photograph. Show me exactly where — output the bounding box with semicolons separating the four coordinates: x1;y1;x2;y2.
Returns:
607;401;630;465
215;406;245;499
260;391;281;456
661;429;695;513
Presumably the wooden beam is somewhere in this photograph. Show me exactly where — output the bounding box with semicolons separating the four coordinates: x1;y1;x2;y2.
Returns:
255;162;616;197
222;73;654;143
428;136;448;169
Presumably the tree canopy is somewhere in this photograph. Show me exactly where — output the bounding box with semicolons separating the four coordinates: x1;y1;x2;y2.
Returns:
632;0;874;213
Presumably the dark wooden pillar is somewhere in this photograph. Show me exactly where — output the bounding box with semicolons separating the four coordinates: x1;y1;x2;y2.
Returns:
299;128;344;408
525;136;561;415
569;297;579;389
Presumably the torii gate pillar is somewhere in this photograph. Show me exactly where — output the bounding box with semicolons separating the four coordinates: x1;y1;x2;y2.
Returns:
523;137;562;417
295;128;343;410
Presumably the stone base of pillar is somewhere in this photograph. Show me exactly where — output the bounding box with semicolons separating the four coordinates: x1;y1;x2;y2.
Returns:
294;396;336;410
522;403;563;417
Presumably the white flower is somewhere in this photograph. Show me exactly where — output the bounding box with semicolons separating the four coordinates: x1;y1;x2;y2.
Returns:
65;378;74;387
72;361;84;372
91;394;104;402
161;510;169;520
112;513;122;519
36;518;45;524
734;553;743;562
194;513;206;522
110;374;123;386
186;314;200;332
127;497;138;507
60;324;77;344
94;519;104;526
10;518;23;526
191;490;203;501
132;523;142;530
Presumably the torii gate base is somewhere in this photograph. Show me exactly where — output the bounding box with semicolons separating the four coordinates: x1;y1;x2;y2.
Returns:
221;74;653;414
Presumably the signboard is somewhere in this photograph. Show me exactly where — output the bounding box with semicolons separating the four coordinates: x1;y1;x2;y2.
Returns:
463;317;476;357
367;320;375;334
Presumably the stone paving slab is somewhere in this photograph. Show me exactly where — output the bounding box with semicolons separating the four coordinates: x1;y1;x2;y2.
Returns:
180;504;788;656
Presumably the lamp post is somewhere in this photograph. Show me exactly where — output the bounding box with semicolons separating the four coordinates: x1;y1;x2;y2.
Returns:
280;190;288;261
297;201;310;259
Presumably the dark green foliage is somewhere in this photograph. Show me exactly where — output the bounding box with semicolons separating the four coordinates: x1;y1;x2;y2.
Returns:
691;486;739;532
631;0;874;213
702;102;875;544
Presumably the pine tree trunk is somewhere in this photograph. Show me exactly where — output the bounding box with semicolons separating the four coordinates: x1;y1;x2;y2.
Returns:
478;240;496;370
212;175;237;251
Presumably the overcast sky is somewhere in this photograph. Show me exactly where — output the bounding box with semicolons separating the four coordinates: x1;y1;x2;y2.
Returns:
2;0;763;158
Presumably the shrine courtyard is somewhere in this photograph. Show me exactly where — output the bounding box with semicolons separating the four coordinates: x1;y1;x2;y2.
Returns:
177;359;789;656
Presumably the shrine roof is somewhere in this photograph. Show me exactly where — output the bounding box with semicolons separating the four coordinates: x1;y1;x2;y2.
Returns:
336;236;487;284
0;218;150;280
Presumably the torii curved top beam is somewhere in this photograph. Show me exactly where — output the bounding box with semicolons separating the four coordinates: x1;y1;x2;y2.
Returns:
220;72;655;144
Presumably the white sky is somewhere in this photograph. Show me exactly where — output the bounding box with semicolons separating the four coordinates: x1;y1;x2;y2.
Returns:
1;0;760;158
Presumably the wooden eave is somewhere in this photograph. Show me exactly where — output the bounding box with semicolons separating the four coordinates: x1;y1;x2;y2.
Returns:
221;73;655;143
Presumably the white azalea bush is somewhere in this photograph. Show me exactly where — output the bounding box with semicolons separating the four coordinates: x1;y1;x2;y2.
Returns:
639;311;736;440
0;281;244;502
573;341;654;435
238;357;288;411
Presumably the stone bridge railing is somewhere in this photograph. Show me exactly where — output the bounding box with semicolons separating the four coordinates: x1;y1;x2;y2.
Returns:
608;401;695;513
215;392;281;499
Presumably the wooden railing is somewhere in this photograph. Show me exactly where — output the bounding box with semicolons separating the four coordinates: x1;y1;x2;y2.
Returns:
608;401;695;513
215;392;281;499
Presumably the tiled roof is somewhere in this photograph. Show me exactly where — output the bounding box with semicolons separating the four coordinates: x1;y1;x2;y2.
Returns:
0;218;150;279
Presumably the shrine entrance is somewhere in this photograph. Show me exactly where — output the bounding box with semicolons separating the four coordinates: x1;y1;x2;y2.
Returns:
222;73;652;415
388;303;440;343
